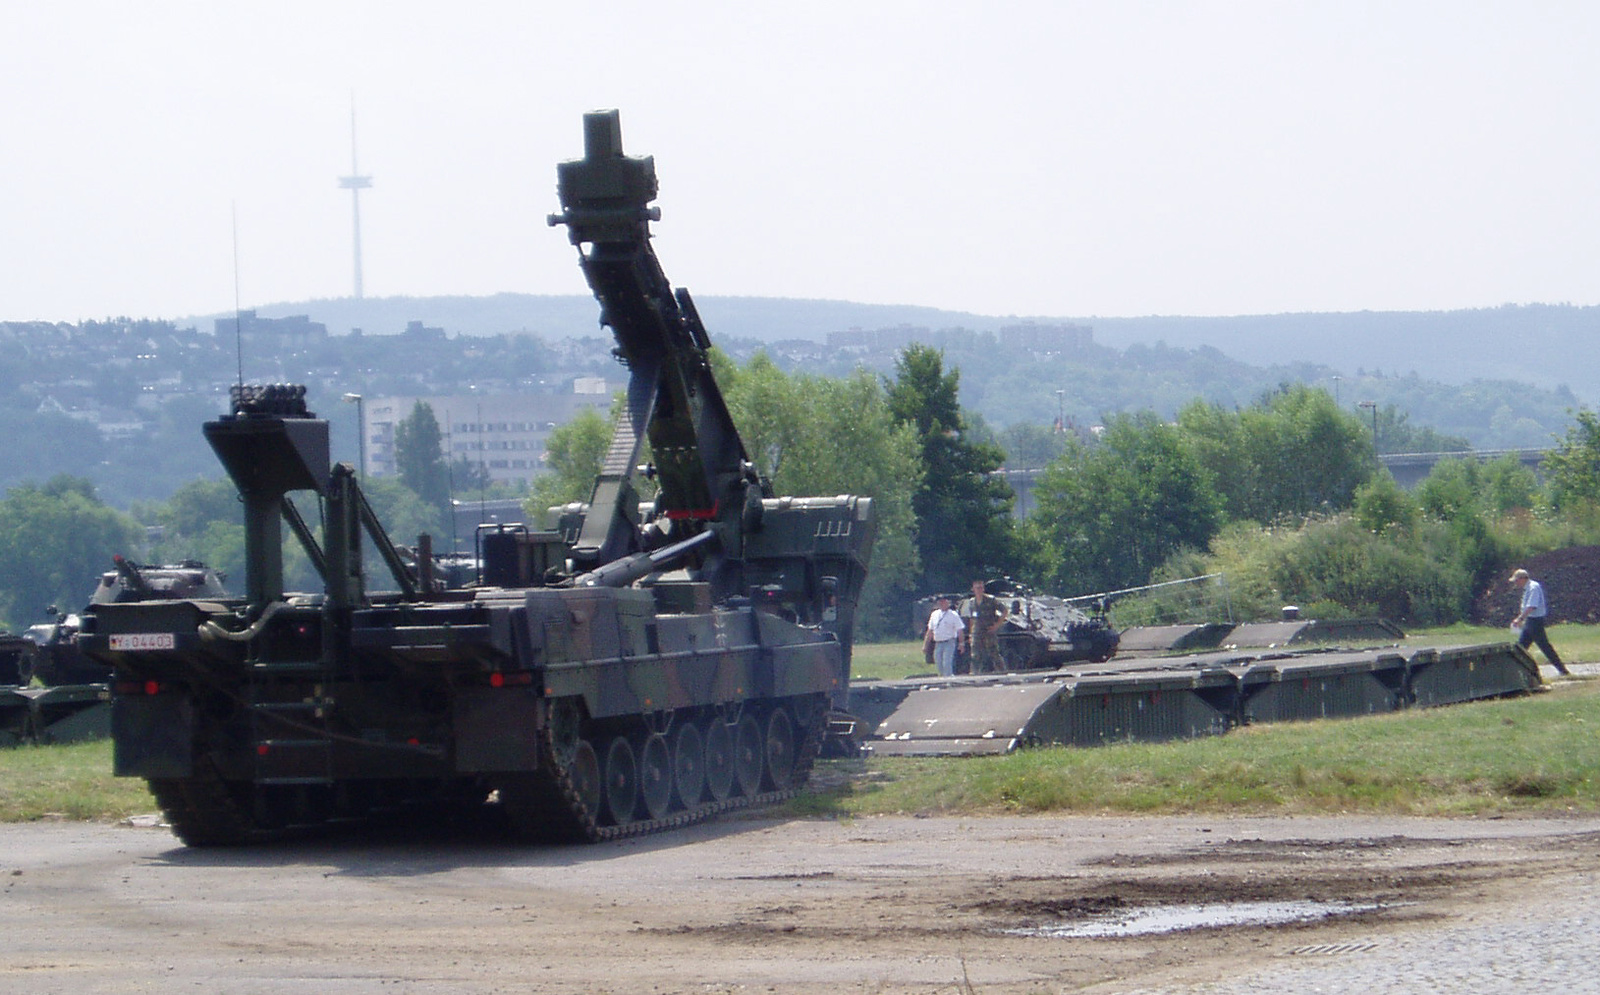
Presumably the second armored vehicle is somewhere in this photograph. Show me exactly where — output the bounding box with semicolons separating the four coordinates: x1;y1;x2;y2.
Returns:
989;580;1120;668
20;558;228;687
914;580;1120;672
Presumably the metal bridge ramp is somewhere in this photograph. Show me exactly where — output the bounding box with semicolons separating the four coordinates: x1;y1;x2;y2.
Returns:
0;687;27;746
1236;650;1410;724
1223;618;1405;649
849;641;1544;758
0;684;110;746
865;683;1062;755
1116;623;1233;654
862;668;1235;757
1409;644;1542;706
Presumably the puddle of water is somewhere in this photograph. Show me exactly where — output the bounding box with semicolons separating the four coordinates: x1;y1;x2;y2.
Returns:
1007;899;1382;938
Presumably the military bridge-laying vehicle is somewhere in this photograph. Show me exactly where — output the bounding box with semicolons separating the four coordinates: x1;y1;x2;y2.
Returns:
80;110;875;845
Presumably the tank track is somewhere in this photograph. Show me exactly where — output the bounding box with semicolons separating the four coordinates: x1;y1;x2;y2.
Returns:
504;694;829;844
148;760;268;846
147;695;830;846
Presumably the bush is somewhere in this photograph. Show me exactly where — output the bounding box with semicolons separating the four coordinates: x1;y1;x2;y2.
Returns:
1176;513;1480;626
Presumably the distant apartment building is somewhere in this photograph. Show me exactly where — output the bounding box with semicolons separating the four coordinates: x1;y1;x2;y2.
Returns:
825;324;929;353
997;323;1094;353
363;378;617;486
213;310;329;350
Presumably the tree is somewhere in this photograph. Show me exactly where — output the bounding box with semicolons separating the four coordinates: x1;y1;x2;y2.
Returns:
1416;454;1539;522
721;355;923;638
1480;455;1541;516
884;344;1014;592
393;401;451;511
1178;385;1377;523
130;477;247;586
1353;474;1418;537
1542;408;1600;513
1024;413;1223;595
525;407;614;527
351;476;450;557
1371;404;1471;455
0;476;144;627
148;478;240;543
995;421;1072;469
448;455;493;497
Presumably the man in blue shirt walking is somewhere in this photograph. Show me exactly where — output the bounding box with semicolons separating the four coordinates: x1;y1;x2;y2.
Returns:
1510;568;1569;676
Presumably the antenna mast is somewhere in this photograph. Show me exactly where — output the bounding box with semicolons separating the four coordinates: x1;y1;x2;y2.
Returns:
337;97;373;299
232;202;244;387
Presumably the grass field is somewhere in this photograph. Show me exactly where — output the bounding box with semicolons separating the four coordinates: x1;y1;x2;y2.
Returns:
799;676;1600;820
0;740;155;823
4;624;1594;825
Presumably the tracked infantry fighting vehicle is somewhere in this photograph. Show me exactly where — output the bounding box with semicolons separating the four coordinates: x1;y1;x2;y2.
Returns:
913;579;1119;673
988;580;1119;668
2;559;228;747
80;110;875;845
20;557;228;687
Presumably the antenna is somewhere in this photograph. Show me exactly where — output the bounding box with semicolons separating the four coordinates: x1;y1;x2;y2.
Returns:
477;401;488;525
444;408;459;551
232;202;244;387
337;96;373;299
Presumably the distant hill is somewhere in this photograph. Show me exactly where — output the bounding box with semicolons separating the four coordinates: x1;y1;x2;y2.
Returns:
197;294;1013;342
1085;305;1600;403
193;295;1600;404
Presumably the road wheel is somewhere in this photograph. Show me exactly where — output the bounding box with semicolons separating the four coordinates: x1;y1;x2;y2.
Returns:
764;705;796;791
703;719;735;802
672;722;705;808
638;732;673;821
732;713;764;798
601;736;638;826
569;739;602;818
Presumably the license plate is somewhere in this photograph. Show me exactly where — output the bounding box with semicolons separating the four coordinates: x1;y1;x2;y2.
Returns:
110;632;177;651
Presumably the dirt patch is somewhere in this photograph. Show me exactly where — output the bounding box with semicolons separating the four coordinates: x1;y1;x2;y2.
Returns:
1470;544;1600;624
5;814;1599;994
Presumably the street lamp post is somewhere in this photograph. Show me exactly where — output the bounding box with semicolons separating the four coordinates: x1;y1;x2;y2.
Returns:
1357;400;1378;452
342;393;365;479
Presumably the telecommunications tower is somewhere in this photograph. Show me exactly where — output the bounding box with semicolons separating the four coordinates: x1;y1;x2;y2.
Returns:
337;101;373;299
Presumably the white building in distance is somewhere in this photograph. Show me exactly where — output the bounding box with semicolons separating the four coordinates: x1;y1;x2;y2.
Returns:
363;377;616;487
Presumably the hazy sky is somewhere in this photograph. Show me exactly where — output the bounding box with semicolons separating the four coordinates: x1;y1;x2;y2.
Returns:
4;1;1598;324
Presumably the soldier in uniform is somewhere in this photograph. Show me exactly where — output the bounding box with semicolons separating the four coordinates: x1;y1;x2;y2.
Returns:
960;579;1009;674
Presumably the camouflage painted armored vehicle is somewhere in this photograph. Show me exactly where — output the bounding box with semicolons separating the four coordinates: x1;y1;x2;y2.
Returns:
912;579;1119;673
987;579;1119;668
20;558;228;686
79;111;875;845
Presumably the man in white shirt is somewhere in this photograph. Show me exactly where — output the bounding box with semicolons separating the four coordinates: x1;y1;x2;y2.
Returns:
1510;568;1569;676
925;595;966;678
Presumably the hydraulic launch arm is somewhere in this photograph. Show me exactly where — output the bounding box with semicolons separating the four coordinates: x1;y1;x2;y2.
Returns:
548;110;766;583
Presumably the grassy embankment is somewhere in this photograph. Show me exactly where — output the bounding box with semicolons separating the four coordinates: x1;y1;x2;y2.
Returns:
4;625;1597;824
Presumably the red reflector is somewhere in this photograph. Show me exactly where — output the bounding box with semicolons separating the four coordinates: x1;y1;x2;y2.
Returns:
490;672;505;688
257;744;270;756
145;681;160;696
407;737;420;746
665;503;719;520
